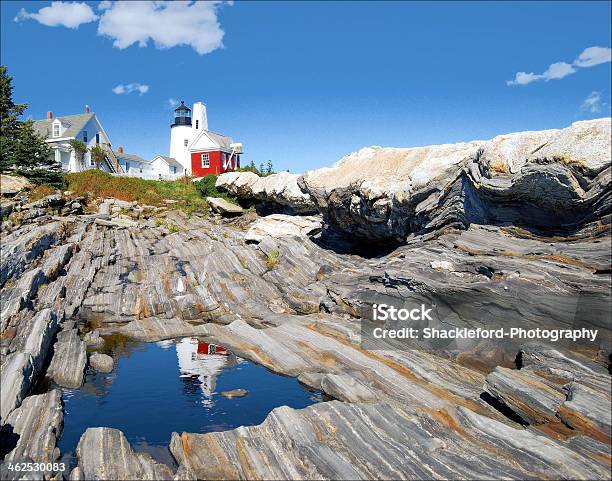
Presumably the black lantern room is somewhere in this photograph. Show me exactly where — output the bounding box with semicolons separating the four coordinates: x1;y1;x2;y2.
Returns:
172;101;192;127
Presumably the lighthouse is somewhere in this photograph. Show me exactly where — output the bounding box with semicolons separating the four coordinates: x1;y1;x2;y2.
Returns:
168;100;243;176
169;101;193;173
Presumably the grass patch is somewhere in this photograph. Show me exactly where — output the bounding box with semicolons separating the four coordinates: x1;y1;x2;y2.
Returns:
66;170;208;211
28;184;56;201
266;249;279;269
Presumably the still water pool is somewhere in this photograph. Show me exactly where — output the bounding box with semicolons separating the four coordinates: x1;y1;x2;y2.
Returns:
58;336;321;466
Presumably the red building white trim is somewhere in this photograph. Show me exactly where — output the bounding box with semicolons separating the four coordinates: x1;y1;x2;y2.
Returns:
168;100;243;177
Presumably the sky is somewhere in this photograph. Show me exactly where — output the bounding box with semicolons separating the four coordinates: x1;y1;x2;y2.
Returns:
1;1;611;173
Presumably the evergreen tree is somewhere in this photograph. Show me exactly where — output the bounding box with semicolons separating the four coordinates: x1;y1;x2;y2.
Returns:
0;65;59;185
0;65;26;172
266;159;273;174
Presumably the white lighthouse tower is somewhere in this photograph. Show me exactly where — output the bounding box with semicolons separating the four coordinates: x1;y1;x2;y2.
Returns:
169;101;193;173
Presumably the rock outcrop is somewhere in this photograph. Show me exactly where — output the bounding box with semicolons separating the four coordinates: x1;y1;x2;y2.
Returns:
216;171;317;214
89;352;114;373
47;328;87;388
206;196;243;216
298;118;611;242
0;119;610;480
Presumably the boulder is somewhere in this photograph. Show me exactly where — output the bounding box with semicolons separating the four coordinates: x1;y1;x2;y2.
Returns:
245;214;322;243
216;171;317;214
0;174;32;196
89;352;114;373
206;197;243;216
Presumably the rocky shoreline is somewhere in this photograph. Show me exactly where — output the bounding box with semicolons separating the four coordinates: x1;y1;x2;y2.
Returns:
0;118;610;480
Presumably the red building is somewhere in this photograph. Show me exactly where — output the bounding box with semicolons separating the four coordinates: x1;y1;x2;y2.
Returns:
169;101;243;177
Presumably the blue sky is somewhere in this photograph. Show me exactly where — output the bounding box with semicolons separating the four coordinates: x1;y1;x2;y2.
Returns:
2;1;611;173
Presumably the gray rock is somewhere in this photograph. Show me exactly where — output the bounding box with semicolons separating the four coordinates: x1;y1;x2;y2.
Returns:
484;366;565;424
89;352;114;373
94;217;138;229
3;390;63;471
206;197;243;216
47;329;87;388
75;428;173;480
0;309;58;420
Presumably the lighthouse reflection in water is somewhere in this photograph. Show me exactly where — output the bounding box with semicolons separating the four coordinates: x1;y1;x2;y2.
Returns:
173;337;240;404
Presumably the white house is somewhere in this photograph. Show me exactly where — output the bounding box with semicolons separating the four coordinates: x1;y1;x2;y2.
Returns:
113;147;185;180
33;106;118;173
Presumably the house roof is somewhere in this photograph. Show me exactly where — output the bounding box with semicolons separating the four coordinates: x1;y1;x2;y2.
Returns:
115;152;149;164
33;113;95;140
154;156;184;168
189;129;234;151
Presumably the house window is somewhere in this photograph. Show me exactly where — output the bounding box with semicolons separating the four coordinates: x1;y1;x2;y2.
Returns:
83;131;88;143
195;120;199;129
201;153;210;168
90;154;95;167
96;133;100;144
53;124;60;137
184;139;188;147
172;166;177;174
126;161;130;171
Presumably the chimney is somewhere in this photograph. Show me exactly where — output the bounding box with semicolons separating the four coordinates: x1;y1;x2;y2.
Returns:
47;111;53;120
85;105;90;113
118;146;124;154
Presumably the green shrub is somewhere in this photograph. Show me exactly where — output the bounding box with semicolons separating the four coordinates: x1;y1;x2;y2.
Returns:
194;175;237;204
266;249;279;269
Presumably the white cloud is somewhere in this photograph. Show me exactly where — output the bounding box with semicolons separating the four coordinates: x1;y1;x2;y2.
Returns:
97;1;229;55
573;46;612;68
507;46;611;86
167;98;180;108
580;91;610;114
112;83;150;96
15;1;98;29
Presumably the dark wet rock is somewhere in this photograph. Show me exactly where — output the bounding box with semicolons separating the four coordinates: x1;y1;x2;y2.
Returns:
89;352;114;373
75;427;173;480
3;390;63;471
47;329;87;388
206;197;243;216
220;388;248;398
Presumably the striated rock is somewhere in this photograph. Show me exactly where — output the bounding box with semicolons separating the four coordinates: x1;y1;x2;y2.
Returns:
47;329;87;388
298;118;611;241
75;428;173;480
170;400;611;480
3;390;63;469
206;197;243;216
94;217;138;229
89;352;114;373
1;309;58;420
484;366;566;425
558;382;611;444
0;174;32;196
245;214;322;243
216;171;317;214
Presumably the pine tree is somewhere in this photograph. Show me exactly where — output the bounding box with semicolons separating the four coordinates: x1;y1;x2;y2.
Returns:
0;65;59;185
266;159;273;174
0;65;26;172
